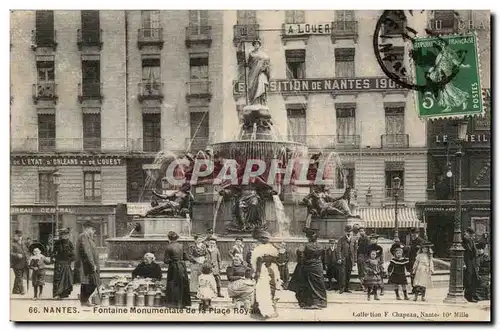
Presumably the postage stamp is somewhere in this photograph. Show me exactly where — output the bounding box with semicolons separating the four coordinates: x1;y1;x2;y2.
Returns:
9;9;491;323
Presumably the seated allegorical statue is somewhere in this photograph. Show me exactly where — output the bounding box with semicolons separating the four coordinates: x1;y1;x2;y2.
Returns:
143;182;194;218
302;185;360;219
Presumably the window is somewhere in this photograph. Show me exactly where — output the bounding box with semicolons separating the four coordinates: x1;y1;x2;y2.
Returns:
190;111;209;151
285;49;306;79
36;60;55;98
336;10;354;22
80;10;100;43
83;114;101;150
475;91;490;131
190;54;209;80
38;114;55;151
35;10;55;45
141;10;160;38
285;10;305;24
38;172;56;203
336;164;355;189
382;11;406;35
385;162;404;198
188;10;209;35
336;107;356;143
141;57;161;96
335;48;355;77
287;106;306;143
237;10;257;24
82;60;100;97
433;10;457;30
385;106;405;134
382;47;404;76
84;172;101;202
143;114;161;152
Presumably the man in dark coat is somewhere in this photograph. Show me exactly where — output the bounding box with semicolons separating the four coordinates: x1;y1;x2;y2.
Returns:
75;222;101;306
11;230;30;295
462;227;479;302
356;226;370;291
323;239;341;290
408;227;424;293
337;225;356;293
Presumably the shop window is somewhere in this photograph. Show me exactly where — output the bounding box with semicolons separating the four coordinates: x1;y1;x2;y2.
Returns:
84;171;101;202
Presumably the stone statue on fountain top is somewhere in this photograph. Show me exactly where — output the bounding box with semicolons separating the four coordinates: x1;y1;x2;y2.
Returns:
242;39;273;136
302;185;360;219
143;182;194;218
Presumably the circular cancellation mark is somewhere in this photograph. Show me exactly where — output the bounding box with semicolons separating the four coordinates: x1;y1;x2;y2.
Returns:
372;10;467;94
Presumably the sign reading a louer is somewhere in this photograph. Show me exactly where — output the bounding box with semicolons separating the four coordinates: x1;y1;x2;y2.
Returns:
233;77;403;95
283;22;334;36
11;155;125;166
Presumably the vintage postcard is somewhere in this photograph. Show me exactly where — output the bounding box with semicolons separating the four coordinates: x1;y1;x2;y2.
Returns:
9;9;491;322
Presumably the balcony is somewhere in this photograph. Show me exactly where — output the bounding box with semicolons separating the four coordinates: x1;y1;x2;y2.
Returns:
428;18;459;35
38;138;56;152
78;82;103;103
185;25;212;48
138;82;164;102
287;135;337;150
83;137;101;151
35;189;56;204
233;24;260;46
11;138;129;153
336;134;360;148
32;82;58;104
381;134;409;148
331;21;358;43
128;138;165;153
186;81;212;102
31;30;57;50
385;187;405;200
137;28;164;49
77;29;103;50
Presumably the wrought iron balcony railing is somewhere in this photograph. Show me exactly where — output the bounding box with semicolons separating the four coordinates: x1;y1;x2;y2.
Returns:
32;82;58;104
186;81;212;101
381;134;409;148
31;30;57;50
78;82;103;103
77;29;103;50
233;24;260;45
138;82;164;102
185;25;212;48
336;134;360;148
35;188;56;204
137;28;164;49
385;187;405;199
10;138;129;153
185;137;212;152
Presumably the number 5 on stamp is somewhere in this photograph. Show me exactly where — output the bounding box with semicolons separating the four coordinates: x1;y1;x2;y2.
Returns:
412;33;484;119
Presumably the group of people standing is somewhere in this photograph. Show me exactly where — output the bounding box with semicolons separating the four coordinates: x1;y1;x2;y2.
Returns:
462;227;491;302
10;221;102;307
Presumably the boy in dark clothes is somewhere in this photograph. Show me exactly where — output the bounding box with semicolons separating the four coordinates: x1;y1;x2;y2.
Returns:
388;247;410;300
323;239;341;290
277;242;290;289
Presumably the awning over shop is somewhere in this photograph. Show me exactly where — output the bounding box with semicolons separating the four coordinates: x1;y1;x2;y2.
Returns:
358;207;424;229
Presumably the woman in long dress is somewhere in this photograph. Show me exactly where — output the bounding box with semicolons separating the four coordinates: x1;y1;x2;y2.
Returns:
288;230;328;309
247;39;271;105
251;230;282;319
187;234;208;295
164;231;191;308
52;228;74;299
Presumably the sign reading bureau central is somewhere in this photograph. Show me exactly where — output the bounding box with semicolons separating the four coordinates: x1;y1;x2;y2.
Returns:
233;77;403;95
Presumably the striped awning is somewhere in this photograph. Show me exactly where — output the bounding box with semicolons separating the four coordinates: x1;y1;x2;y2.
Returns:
358;207;424;228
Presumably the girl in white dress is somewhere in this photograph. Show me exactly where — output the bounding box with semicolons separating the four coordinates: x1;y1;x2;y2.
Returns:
197;264;217;311
411;241;434;301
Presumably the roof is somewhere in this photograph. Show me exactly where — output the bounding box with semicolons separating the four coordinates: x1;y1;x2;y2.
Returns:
358;207;423;228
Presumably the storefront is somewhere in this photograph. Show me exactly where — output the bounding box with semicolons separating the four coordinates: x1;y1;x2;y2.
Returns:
10;205;117;248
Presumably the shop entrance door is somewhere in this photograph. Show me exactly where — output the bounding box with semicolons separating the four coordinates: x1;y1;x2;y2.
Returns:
38;222;54;249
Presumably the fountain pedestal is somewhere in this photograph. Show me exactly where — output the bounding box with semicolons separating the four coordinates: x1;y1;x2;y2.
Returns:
310;216;364;239
132;216;190;238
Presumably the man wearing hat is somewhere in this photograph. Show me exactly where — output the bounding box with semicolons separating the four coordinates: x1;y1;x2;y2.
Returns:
323;239;341;291
355;226;370;291
462;227;479;302
52;228;75;299
11;230;30;295
337;225;356;293
475;242;490;301
75;222;100;306
408;227;424;293
206;235;223;297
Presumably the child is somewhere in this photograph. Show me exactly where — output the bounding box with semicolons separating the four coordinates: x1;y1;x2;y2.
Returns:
206;236;223;297
230;237;244;262
411;241;434;301
364;250;384;301
197;264;217;311
388;247;410;300
277;242;290;290
28;243;51;300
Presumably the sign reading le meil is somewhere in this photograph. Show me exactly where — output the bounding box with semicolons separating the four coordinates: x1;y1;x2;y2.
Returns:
11;155;124;166
413;34;484;119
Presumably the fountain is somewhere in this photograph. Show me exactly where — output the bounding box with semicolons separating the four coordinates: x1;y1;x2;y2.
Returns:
106;39;363;265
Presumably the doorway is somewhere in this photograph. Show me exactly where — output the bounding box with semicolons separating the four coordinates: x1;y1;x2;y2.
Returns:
38;222;54;249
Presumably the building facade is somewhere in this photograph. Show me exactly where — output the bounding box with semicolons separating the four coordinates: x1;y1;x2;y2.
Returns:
16;10;489;243
10;10;128;248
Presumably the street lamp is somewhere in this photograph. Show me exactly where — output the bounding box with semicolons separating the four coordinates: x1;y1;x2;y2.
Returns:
365;187;373;206
52;170;61;237
444;119;469;304
393;176;401;241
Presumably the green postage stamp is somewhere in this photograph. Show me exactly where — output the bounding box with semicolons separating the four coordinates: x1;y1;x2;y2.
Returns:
412;33;483;119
